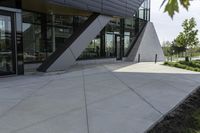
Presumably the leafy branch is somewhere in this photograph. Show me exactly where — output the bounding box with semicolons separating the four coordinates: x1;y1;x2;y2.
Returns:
162;0;190;18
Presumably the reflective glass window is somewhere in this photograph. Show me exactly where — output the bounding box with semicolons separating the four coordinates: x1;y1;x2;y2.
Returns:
105;33;115;57
139;0;150;21
0;15;15;74
47;14;73;56
79;37;101;59
23;23;45;62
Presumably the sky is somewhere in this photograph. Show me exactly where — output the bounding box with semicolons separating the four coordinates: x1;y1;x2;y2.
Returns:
151;0;200;45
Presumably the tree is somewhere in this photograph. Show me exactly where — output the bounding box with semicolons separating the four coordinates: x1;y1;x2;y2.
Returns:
162;41;171;47
162;0;190;18
171;38;186;55
162;41;176;61
162;41;173;56
181;18;199;49
172;17;199;60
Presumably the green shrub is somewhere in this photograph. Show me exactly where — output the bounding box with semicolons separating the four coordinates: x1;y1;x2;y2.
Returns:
163;61;200;72
179;61;200;68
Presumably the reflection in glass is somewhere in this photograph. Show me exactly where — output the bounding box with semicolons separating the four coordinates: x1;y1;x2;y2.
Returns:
23;12;41;24
79;37;101;59
47;27;73;55
124;32;130;55
23;23;45;62
22;11;88;63
47;14;73;56
116;35;121;60
105;33;115;57
21;5;150;63
124;18;136;56
0;15;14;74
139;0;150;21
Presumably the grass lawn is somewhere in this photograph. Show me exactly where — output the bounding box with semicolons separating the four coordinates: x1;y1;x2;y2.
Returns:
164;60;200;72
148;88;200;133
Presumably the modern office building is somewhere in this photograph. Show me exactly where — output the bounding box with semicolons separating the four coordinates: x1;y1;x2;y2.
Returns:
0;0;164;76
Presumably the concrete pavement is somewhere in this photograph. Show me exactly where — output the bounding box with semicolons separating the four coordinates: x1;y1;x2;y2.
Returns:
0;62;200;133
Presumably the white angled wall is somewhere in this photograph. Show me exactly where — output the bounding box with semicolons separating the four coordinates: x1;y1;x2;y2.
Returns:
47;15;112;72
126;22;165;62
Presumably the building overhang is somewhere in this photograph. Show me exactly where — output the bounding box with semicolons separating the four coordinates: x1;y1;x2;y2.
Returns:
47;0;145;17
22;0;91;16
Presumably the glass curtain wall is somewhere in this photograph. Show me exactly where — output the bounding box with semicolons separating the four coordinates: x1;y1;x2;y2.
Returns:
79;36;101;59
0;14;15;75
105;18;120;58
46;14;74;57
78;0;151;60
123;0;150;56
22;0;150;62
139;0;150;21
23;12;44;63
22;11;88;63
124;18;136;55
78;16;149;59
78;18;121;60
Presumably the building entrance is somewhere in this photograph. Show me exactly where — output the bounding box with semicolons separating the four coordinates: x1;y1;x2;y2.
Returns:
0;11;16;76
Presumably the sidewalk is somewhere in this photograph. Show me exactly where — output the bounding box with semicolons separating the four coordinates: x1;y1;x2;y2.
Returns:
0;62;200;133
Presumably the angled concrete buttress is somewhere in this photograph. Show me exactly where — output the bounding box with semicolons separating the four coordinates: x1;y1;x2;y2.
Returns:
37;14;112;72
126;22;165;62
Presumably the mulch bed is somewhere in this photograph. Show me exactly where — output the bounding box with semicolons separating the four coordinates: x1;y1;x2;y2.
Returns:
147;87;200;133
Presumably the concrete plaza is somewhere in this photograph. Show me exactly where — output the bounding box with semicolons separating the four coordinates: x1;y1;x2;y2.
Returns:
0;62;200;133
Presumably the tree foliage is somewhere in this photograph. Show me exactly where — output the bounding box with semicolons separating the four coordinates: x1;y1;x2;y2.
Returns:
172;18;199;54
162;0;190;18
162;41;173;56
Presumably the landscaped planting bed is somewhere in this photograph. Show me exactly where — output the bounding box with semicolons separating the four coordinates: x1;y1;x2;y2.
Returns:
147;87;200;133
164;61;200;72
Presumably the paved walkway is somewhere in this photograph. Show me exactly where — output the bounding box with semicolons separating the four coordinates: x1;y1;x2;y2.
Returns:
0;62;200;133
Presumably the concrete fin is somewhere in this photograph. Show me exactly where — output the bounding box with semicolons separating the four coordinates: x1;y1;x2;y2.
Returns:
44;15;111;72
126;22;165;62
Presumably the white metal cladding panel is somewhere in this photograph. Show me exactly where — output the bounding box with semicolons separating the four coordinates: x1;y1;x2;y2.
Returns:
48;0;145;17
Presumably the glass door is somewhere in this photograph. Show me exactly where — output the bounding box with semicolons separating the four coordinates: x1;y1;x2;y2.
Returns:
115;34;122;60
0;11;16;76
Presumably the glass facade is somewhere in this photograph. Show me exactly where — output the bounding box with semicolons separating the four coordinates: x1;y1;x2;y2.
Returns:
22;11;88;63
105;32;115;58
21;0;150;63
23;12;45;63
124;18;137;56
21;0;150;62
139;0;150;21
105;18;120;58
0;0;150;76
0;10;24;76
78;0;150;60
79;19;149;59
21;12;148;62
0;14;15;75
79;36;101;59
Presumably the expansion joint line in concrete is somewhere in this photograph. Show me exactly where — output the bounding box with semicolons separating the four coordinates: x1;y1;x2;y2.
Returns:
0;80;53;121
102;65;164;116
82;67;90;133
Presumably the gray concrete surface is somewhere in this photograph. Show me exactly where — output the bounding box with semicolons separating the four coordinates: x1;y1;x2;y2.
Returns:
0;62;200;133
126;22;165;62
